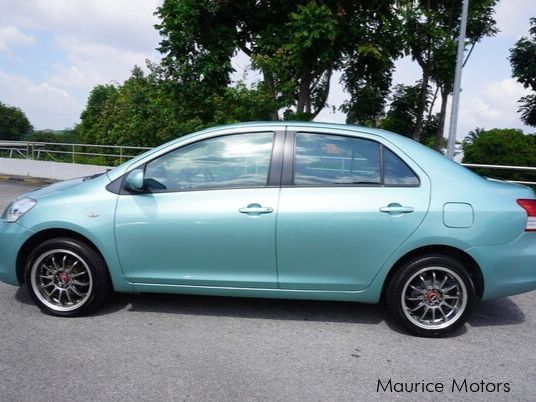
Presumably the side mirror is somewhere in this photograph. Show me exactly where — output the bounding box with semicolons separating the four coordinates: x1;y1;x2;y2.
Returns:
124;169;145;192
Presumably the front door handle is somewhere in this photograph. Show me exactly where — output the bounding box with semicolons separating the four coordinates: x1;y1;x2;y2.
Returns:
239;203;273;215
380;203;414;214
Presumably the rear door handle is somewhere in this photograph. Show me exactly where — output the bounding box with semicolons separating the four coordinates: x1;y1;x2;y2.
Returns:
380;204;414;214
239;203;273;215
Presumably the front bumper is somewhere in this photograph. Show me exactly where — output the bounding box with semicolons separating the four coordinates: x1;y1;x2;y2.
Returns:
468;233;536;300
0;221;34;286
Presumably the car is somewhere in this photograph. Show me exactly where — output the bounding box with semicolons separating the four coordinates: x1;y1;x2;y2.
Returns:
1;121;536;337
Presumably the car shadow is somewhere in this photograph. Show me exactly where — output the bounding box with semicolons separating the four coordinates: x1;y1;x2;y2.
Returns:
469;297;525;327
14;286;526;330
14;286;129;315
13;286;32;304
14;285;386;325
380;297;525;338
118;292;386;325
121;293;526;326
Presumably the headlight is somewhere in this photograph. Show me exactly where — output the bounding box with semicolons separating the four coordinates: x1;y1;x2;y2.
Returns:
5;198;37;223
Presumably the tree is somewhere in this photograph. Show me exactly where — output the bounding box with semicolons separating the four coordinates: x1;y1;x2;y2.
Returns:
77;84;118;145
462;128;536;181
155;0;403;122
27;129;79;143
78;67;198;147
76;2;502;149
77;66;278;148
0;102;33;140
510;18;536;127
462;126;484;144
402;0;498;147
381;83;438;145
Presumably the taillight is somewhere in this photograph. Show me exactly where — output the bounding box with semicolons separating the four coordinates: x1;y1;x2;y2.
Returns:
517;199;536;231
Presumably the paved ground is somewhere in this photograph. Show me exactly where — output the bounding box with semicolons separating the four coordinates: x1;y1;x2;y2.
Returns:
0;180;535;401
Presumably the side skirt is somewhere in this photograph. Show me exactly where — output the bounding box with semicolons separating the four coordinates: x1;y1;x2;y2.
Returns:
131;283;380;303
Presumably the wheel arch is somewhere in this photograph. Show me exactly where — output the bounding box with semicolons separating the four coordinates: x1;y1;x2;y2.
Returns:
381;245;484;301
16;228;106;284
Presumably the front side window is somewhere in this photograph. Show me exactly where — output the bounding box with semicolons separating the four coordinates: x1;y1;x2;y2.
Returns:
294;133;381;185
144;132;274;191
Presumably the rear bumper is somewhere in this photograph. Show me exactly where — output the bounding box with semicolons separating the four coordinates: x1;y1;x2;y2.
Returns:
0;221;33;286
467;233;536;300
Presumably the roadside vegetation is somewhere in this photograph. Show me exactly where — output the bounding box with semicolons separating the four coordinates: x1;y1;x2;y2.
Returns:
462;128;536;182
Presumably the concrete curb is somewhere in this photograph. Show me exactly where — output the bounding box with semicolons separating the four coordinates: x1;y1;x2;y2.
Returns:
0;158;110;182
0;174;58;186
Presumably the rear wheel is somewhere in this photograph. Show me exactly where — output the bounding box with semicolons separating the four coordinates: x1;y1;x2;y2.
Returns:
386;255;476;337
25;238;112;316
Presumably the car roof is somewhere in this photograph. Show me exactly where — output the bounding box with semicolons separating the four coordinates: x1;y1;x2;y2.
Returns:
191;120;410;147
197;120;428;157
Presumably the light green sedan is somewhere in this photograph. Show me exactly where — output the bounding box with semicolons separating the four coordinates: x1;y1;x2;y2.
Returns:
1;122;536;337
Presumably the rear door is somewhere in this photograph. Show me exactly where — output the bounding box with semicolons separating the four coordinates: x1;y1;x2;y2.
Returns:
276;130;430;291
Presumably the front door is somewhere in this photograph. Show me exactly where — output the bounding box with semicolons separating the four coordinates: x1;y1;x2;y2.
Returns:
114;131;280;288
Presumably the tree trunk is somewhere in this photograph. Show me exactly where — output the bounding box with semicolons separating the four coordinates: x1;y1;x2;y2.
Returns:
311;69;332;119
413;69;429;143
427;85;440;121
296;76;311;116
261;69;279;120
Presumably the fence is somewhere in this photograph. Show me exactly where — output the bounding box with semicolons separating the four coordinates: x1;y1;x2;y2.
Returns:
0;140;151;166
461;163;536;186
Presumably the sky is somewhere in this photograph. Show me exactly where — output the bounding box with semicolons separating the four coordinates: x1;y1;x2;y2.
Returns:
0;0;534;141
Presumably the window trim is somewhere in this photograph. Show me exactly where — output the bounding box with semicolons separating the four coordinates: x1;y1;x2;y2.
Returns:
284;130;420;188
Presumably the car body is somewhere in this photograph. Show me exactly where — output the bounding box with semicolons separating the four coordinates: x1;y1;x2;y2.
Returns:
1;121;536;336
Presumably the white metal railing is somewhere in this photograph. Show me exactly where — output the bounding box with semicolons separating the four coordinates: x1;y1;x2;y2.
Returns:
461;163;536;185
0;140;151;165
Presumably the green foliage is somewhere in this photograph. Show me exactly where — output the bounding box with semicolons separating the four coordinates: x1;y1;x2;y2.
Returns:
211;83;279;124
155;0;404;121
401;0;498;144
77;67;196;147
26;129;79;143
341;2;406;125
381;83;438;144
73;1;503;151
462;128;536;181
462;127;484;144
518;95;536;127
510;18;536;127
382;84;422;136
76;67;278;148
0;101;33;140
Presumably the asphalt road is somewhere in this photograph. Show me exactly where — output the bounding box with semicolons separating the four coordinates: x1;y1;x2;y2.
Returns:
0;180;535;401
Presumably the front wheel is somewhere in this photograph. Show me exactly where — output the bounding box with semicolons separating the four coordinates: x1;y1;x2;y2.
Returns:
25;238;112;316
386;255;476;337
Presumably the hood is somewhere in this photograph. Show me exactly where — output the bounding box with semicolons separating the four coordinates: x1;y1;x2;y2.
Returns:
20;173;110;201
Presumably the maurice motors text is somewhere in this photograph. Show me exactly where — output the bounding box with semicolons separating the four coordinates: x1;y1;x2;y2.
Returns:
376;378;510;394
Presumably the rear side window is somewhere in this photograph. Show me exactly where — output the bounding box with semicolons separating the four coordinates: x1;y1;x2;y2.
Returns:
293;132;419;186
294;133;381;185
384;148;420;186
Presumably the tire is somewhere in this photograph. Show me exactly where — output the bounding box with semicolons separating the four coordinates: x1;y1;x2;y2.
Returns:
24;237;112;317
386;255;476;337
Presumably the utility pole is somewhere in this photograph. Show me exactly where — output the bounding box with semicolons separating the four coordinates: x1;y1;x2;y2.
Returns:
446;0;469;160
